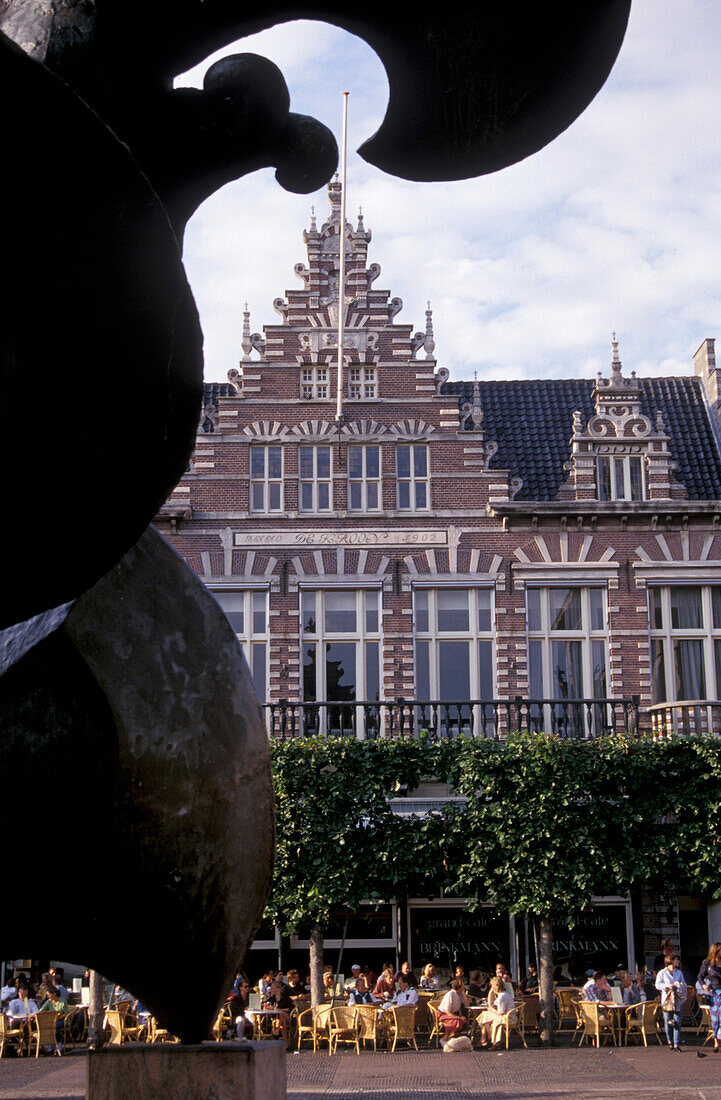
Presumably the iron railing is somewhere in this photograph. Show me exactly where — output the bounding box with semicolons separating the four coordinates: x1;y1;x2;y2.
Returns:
647;700;721;738
262;696;640;741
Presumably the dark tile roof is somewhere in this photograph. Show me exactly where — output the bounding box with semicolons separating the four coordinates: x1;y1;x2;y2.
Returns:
203;382;236;403
443;376;721;501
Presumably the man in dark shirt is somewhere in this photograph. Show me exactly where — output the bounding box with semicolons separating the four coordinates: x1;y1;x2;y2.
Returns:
348;976;378;1006
468;970;485;999
523;964;539;993
268;980;294;1046
227;978;253;1040
286;969;308;999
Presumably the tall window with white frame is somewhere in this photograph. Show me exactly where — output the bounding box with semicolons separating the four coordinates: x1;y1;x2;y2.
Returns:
249;444;283;513
298;444;332;512
597;452;645;501
213;590;268;703
526;586;608;735
413;588;495;735
348;444;381;512
396;443;429;511
648;586;721;731
301;589;381;735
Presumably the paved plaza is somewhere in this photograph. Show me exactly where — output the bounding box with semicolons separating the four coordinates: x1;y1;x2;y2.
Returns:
1;1042;721;1100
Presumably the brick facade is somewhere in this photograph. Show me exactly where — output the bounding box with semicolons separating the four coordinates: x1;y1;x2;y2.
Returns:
155;182;721;974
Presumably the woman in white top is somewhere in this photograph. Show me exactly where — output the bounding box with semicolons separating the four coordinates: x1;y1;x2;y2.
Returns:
420;963;440;991
480;976;515;1048
655;953;687;1051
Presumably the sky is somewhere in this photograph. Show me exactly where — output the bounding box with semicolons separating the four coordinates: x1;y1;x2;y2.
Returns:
177;2;721;385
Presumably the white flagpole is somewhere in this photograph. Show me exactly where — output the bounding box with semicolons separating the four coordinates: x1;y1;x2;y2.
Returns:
336;91;349;423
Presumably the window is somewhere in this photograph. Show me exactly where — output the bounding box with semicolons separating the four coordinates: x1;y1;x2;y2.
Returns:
300;366;329;400
301;589;381;734
413;588;495;735
597;454;645;501
249;445;283;512
396;444;429;511
648;585;721;704
213;590;268;702
348;366;377;400
299;445;332;512
526;587;608;734
348;444;381;511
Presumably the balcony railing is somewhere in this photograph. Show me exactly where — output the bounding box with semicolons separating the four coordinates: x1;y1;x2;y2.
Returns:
262;697;640;741
647;700;721;738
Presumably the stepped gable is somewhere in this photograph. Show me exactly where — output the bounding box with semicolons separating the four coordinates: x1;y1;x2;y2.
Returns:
444;375;721;502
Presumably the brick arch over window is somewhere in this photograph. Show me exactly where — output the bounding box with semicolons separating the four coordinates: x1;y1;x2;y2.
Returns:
287;546;392;590
389;419;435;440
401;548;505;588
242;421;290;442
513;533;618;566
634;531;721;565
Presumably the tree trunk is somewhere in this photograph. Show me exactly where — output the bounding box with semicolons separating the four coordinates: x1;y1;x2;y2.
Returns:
87;969;105;1049
309;923;325;1007
537;916;555;1045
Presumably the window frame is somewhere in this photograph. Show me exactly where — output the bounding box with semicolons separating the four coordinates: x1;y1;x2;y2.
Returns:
300;365;330;400
525;585;609;700
347;443;382;512
596;453;645;501
298;443;333;513
348;365;378;400
212;588;269;702
249;444;283;514
648;584;721;704
396;443;430;512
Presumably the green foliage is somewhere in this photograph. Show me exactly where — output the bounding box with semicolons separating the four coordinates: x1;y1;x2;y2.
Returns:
266;734;721;934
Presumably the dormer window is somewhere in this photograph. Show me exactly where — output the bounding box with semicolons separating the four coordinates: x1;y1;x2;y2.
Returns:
348;366;377;400
597;454;645;501
301;366;329;400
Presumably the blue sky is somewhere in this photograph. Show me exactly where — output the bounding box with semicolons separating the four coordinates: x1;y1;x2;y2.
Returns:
178;1;721;385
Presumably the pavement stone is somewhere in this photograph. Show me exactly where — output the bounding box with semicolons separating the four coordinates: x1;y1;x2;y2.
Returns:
1;1041;720;1099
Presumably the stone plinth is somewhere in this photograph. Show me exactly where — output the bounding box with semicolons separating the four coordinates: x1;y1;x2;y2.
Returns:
87;1041;285;1099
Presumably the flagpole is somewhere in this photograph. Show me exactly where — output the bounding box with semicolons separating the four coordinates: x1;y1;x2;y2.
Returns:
335;91;349;423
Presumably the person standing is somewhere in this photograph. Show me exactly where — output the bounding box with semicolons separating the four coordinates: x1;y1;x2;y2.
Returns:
698;942;721;1053
656;953;687;1051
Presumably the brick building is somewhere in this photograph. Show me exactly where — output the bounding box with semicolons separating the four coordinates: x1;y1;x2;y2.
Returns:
157;181;721;981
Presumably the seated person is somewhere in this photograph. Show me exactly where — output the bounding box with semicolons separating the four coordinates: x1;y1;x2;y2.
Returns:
362;964;378;989
285;969;308;998
447;965;466;988
391;975;419;1007
437;978;469;1041
322;967;335;1000
36;972;55;1004
39;986;70;1014
467;969;485;1000
394;961;418;987
582;971;614;1004
231;970;248;997
265;980;294;1048
522;964;539;993
227;978;254;1040
348;976;379;1006
372;966;396;1002
420;963;440;991
479;976;515;1049
6;986;39;1019
1;978;17;1011
49;968;68;1001
494;962;514;990
620;970;646;1006
345;964;363;990
258;970;274;999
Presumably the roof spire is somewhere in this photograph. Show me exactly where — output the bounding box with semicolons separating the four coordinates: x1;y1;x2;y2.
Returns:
357;206;364;231
241;302;252;359
310;205;317;232
610;331;622;380
424;300;435;357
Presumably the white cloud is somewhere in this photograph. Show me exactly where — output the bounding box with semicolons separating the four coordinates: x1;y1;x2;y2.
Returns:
179;2;721;386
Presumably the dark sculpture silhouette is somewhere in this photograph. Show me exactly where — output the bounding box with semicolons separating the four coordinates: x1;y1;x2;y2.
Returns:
0;0;631;1043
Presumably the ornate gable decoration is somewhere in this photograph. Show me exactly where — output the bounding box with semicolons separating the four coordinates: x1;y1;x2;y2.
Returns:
561;338;676;502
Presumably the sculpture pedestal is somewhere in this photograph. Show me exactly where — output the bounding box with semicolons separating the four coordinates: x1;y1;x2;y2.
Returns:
87;1041;285;1099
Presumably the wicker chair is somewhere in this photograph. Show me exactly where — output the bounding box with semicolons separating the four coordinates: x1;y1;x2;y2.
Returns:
211;1003;235;1042
295;1007;314;1050
555;988;581;1030
148;1016;180;1044
577;1001;616;1048
697;1003;714;1046
0;1014;26;1058
28;1011;60;1058
388;1004;418;1051
427;1003;443;1048
414;994;433;1043
328;1006;360;1054
355;1005;385;1051
61;1006;87;1050
311;1004;334;1052
625;1000;663;1047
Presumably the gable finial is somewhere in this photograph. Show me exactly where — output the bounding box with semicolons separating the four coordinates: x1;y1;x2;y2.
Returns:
611;331;622;380
241;303;252;359
424;300;435;357
310;205;317;232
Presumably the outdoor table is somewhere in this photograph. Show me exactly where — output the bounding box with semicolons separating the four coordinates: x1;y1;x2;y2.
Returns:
597;1002;627;1044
